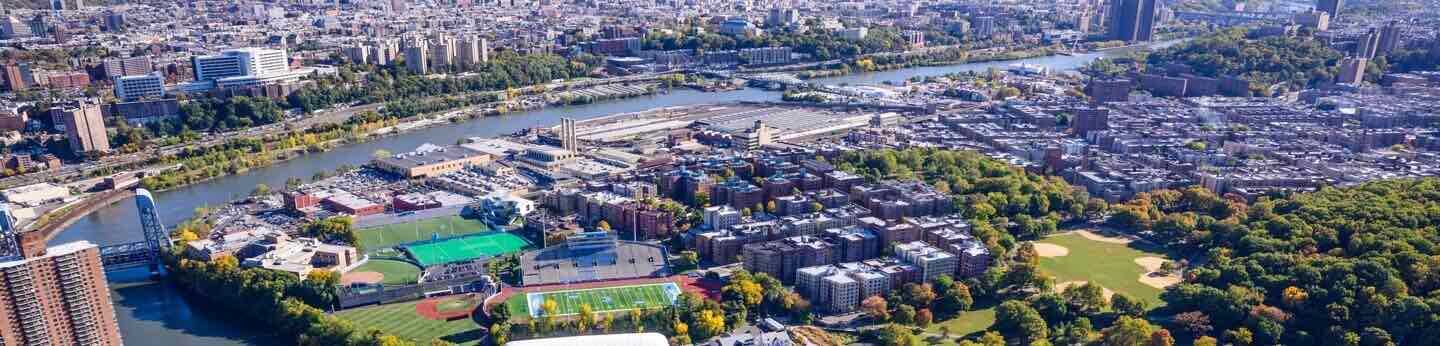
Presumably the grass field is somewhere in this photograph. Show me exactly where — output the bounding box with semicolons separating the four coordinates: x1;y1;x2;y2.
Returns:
349;259;423;285
336;300;483;345
436;296;480;313
357;215;491;252
523;283;681;317
1036;233;1172;306
404;232;529;267
924;306;996;339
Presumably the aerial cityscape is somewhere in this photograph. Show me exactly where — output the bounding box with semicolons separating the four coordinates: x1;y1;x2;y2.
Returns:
0;0;1437;345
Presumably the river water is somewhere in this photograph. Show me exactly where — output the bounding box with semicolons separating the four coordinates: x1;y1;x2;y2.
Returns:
58;42;1172;344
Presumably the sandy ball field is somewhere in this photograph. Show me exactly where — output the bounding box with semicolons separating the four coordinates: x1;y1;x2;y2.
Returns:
1075;230;1137;244
340;271;385;285
1134;257;1182;289
1033;243;1070;257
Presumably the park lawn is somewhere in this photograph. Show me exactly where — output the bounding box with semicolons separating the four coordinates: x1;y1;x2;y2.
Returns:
349;259;422;285
1036;233;1171;306
924;307;996;340
357;215;491;252
335;301;483;345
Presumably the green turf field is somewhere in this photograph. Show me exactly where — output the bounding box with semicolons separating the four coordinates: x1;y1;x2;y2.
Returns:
404;232;529;267
1036;232;1174;306
349;259;423;285
524;283;681;317
357;215;491;252
335;300;483;345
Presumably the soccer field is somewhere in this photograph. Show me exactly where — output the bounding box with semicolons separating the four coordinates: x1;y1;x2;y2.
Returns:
404;232;529;267
525;283;681;317
357;215;491;252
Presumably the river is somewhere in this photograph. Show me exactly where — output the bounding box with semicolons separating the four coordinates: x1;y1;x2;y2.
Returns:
56;41;1174;344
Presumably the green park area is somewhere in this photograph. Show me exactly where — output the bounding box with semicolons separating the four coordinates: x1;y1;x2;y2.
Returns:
920;230;1177;342
357;215;491;252
335;300;483;345
348;259;423;285
921;306;996;344
1034;232;1176;306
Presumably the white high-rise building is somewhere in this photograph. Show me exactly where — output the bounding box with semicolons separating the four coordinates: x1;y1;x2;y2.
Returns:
113;72;164;100
191;47;290;82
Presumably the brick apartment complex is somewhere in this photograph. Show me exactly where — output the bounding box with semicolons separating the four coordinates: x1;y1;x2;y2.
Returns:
0;239;122;345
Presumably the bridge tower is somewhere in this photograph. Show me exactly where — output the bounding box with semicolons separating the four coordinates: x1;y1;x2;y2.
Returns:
0;206;20;262
135;189;171;273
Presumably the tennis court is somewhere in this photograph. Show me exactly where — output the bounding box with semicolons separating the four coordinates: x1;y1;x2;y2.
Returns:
357;215;491;252
403;232;529;267
524;283;681;317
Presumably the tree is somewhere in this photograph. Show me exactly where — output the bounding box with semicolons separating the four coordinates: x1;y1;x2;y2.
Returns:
250;183;271;197
489;323;510;345
577;304;596;332
905;283;937;308
599;312;614;333
1062;282;1108;315
630;308;645;332
875;324;915;346
694;309;726;339
672;320;690;344
1172;311;1212;336
597;220;611;231
915;308;933;328
1193;336;1219;346
487;302;512;324
376;335;408;346
1111;293;1147;317
862;295;890;322
1102;316;1159;346
722;277;763;307
995;301;1048;344
766;201;777;214
1281;286;1307;308
934;283;973;315
1150;329;1176;346
539;299;560;334
979;331;1006;346
305;270;337;285
894;304;916;325
285;177;304;190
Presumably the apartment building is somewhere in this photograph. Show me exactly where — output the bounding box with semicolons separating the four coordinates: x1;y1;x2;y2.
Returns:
0;240;123;345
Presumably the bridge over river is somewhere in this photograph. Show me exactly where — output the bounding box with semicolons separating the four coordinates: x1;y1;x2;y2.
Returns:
6;188;171;272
